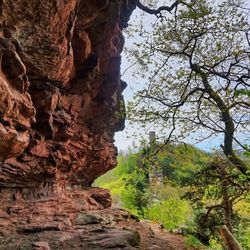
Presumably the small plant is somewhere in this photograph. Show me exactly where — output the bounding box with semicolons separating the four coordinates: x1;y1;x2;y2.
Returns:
184;235;205;249
148;198;191;230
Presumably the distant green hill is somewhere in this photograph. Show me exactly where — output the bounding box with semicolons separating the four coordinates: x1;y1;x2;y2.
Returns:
94;143;211;213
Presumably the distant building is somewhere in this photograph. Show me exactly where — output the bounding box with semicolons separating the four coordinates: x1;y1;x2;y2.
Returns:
148;131;163;184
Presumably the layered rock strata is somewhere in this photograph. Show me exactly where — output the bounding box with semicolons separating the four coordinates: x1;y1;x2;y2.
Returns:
0;208;177;250
0;0;137;239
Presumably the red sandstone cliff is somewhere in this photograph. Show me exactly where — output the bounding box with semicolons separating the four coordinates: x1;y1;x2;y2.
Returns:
0;0;136;236
0;0;132;189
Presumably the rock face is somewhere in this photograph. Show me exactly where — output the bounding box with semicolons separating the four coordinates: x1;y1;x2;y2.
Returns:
0;208;179;250
0;0;127;188
0;0;137;239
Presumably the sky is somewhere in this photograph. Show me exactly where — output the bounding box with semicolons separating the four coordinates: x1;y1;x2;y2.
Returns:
114;6;217;152
113;1;249;153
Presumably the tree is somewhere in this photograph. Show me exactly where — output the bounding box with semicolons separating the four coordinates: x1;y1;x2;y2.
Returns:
120;148;150;217
183;157;249;243
126;0;250;239
128;0;250;173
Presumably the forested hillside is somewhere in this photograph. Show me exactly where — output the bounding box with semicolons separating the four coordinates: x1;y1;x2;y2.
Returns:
94;144;250;249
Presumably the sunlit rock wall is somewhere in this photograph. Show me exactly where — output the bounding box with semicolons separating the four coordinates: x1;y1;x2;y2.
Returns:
0;0;136;234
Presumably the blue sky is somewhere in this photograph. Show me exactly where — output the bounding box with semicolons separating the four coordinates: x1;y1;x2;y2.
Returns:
114;6;218;152
114;2;249;153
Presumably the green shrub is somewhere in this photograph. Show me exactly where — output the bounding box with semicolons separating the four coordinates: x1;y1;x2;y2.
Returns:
148;197;191;230
184;235;205;249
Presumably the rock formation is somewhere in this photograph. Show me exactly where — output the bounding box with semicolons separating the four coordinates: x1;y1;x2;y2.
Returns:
0;0;140;241
0;0;129;189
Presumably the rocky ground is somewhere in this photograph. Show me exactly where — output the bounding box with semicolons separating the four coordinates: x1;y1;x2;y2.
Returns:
0;208;194;250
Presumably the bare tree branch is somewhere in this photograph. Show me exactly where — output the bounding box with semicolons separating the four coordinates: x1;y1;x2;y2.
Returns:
136;0;181;16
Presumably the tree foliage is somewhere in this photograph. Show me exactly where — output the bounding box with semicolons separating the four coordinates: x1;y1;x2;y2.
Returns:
95;143;250;247
127;0;250;174
123;0;250;246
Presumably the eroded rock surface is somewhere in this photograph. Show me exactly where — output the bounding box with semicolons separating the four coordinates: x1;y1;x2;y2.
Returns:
0;208;178;250
0;0;130;189
0;0;139;241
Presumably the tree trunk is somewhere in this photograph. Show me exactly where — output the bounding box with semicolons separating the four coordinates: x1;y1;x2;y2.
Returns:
220;225;243;250
191;64;249;175
221;181;233;233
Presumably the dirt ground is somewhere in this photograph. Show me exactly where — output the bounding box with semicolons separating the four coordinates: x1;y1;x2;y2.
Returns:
146;222;188;249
